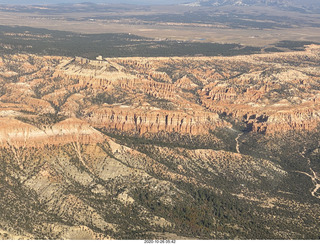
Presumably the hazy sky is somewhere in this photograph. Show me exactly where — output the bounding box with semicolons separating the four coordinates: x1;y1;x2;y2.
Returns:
0;0;317;5
0;0;189;4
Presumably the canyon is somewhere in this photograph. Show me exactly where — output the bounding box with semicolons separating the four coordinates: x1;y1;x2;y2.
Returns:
0;46;319;240
1;45;320;146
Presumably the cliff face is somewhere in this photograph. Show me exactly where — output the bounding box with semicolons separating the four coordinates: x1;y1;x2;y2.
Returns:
82;106;226;135
196;48;320;134
0;118;104;148
0;46;319;148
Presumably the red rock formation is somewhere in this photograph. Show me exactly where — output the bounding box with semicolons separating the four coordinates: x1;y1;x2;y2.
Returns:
175;76;198;90
0;118;105;148
83;106;228;135
0;45;319;139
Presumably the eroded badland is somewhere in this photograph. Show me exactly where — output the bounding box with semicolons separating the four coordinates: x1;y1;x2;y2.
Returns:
0;46;320;239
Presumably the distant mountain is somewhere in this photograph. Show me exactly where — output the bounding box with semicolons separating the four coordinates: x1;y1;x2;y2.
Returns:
1;0;319;10
0;0;188;5
185;0;320;13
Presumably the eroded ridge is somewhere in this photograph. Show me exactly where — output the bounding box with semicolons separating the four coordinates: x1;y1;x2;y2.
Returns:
1;47;320;240
0;46;319;147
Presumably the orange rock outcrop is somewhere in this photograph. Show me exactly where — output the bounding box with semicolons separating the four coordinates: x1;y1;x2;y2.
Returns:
0;45;319;147
82;106;226;135
0;118;105;148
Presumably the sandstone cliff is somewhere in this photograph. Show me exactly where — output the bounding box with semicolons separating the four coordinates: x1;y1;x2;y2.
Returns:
0;118;105;148
0;45;319;145
82;105;226;135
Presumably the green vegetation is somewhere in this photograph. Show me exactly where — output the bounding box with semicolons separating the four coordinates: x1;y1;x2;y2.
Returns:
0;25;262;59
90;93;124;105
263;47;284;52
0;26;316;60
0;131;319;239
99;129;223;151
275;40;320;50
16;113;67;129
